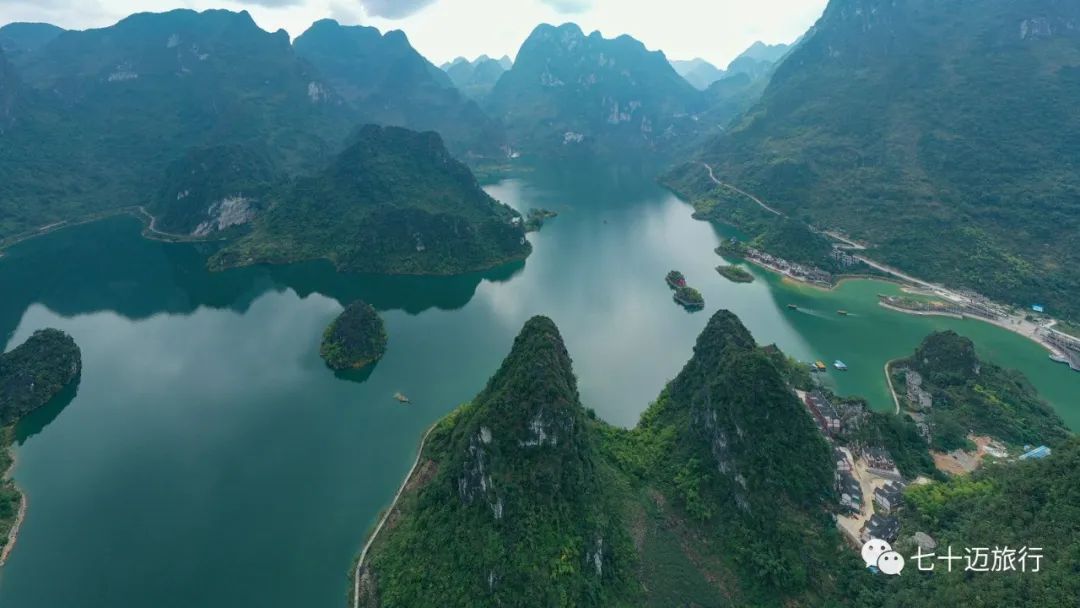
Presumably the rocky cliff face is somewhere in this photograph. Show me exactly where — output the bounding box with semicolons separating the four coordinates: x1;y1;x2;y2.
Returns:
357;316;631;607
488;22;704;157
150;144;276;236
294;19;505;157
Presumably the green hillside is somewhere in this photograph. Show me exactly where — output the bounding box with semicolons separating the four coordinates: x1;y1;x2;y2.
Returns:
293;20;505;158
487;23;705;158
0;328;81;425
847;438;1080;608
0;9;348;240
148;144;278;236
355;310;845;607
669;0;1080;320
211;125;531;275
897;330;1069;450
357;316;638;607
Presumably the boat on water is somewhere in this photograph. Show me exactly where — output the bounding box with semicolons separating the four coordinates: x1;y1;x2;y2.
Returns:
837;310;849;316
834;360;848;371
814;360;827;371
787;304;798;310
393;392;411;404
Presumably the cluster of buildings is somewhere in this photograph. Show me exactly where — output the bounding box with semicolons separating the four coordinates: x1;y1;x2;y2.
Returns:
742;246;834;286
829;247;859;268
803;392;843;437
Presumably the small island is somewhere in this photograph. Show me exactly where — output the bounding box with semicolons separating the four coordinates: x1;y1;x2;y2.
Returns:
1;328;82;566
716;264;754;283
319;301;388;371
673;286;705;309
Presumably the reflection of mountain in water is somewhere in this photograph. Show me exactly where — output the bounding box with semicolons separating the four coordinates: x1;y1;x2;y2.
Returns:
15;372;81;445
0;216;525;345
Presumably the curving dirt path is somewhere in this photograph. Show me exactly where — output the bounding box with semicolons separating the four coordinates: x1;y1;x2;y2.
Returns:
700;163;783;216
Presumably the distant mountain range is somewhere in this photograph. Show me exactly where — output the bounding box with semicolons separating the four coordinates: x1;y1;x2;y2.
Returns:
293;19;505;157
441;54;513;100
669;57;726;90
671;41;791;90
668;0;1080;320
486;23;709;158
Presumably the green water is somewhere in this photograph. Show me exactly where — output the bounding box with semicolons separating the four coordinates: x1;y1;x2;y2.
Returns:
0;163;1076;607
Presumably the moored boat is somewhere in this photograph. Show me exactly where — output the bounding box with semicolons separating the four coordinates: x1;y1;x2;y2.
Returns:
833;360;848;371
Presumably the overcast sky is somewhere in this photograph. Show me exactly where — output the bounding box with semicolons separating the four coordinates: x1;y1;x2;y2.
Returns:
0;0;828;67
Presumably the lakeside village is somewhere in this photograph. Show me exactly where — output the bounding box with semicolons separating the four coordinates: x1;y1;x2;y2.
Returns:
880;293;1080;372
716;237;863;288
798;385;1052;554
719;234;1080;373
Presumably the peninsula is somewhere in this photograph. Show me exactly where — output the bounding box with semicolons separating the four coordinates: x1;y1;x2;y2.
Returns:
1;329;81;567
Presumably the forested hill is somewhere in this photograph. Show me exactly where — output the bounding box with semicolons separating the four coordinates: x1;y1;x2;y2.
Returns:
356;316;637;607
293;19;505;158
898;331;1069;450
211;125;531;275
355;310;846;607
487;23;705;158
0;48;15;130
668;0;1080;320
847;437;1080;607
0;9;349;240
0;328;81;425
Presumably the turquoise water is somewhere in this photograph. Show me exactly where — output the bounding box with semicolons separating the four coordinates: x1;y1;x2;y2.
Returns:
0;163;1075;607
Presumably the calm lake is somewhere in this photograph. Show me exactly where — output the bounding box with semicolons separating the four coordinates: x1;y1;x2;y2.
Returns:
1;163;1077;607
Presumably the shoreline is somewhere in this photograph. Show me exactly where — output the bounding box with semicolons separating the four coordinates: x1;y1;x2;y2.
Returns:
351;422;437;608
732;239;1072;366
0;432;26;569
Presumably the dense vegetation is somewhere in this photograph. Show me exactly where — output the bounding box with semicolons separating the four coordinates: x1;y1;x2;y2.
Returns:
0;10;513;243
292;20;504;158
0;328;81;557
846;438;1080;608
717;264;754;283
149;144;278;236
0;328;81;425
357;311;846;607
752;218;835;269
320;301;387;370
358;316;637;607
898;331;1069;450
668;0;1080;320
487;23;707;159
672;286;704;307
0;9;351;241
211;125;531;275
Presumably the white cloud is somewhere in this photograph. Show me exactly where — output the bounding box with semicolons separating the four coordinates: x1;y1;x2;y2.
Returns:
0;0;828;67
539;0;593;14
